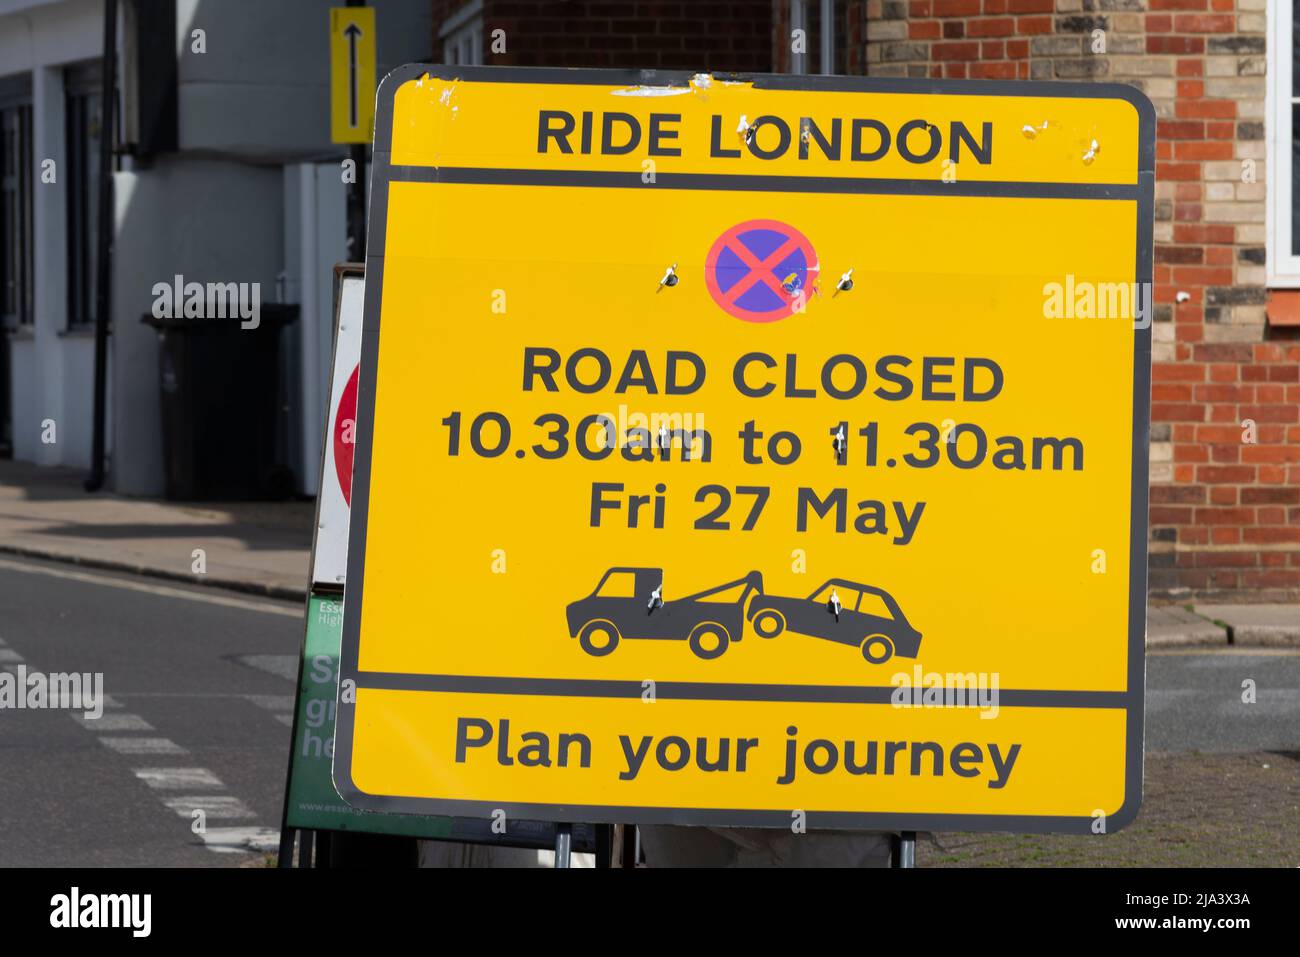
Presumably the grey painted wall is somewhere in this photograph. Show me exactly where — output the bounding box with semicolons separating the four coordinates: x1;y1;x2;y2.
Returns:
112;0;432;494
110;157;283;494
176;0;434;162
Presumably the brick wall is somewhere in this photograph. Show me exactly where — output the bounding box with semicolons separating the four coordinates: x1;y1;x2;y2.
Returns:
861;0;1298;601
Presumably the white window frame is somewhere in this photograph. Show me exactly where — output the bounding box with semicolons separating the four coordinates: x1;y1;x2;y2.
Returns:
439;0;484;67
1267;1;1300;285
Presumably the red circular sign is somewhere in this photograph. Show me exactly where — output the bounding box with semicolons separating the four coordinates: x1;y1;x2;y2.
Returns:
333;365;358;507
704;219;819;323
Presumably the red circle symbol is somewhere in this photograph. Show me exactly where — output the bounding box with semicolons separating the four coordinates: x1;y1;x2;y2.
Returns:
333;365;358;507
704;219;819;323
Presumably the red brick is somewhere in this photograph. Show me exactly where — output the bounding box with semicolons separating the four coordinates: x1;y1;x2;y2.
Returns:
1195;384;1253;403
1175;99;1236;119
1244;527;1300;544
1242;487;1300;505
1154;403;1208;421
1148;36;1205;54
968;17;1015;36
932;40;980;59
1242;445;1300;463
1173;13;1234;32
1153;383;1194;401
933;0;979;14
1175;141;1234;160
1175;224;1234;244
1157;162;1201;181
1158;119;1205;139
1153;362;1206;383
1151;485;1207;504
1240;404;1300;424
1195;506;1256;524
970;61;1016;78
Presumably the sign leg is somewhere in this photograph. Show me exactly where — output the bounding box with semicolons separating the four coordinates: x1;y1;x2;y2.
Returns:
620;824;639;868
893;831;916;868
554;823;573;869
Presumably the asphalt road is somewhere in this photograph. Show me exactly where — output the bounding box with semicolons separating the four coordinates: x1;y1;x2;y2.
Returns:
1145;647;1300;754
0;556;302;867
0;554;1295;866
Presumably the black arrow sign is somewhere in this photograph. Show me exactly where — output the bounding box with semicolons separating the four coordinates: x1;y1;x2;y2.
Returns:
344;22;363;128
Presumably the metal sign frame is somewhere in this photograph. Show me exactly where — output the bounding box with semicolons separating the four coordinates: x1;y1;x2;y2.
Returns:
335;64;1153;834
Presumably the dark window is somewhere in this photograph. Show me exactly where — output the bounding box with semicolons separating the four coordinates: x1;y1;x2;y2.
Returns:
0;98;33;328
66;64;102;329
1293;2;1300;256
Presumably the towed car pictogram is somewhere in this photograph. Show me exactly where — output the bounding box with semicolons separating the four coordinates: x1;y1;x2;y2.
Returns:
746;578;922;664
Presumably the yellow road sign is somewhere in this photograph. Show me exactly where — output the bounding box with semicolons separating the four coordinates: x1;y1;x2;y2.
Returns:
335;66;1153;833
329;7;375;144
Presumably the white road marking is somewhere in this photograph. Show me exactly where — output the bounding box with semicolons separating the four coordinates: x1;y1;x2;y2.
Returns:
0;649;25;663
0;557;302;618
199;827;280;854
135;767;223;790
102;737;188;755
246;694;294;713
233;655;299;682
163;796;256;820
275;715;294;727
73;713;154;732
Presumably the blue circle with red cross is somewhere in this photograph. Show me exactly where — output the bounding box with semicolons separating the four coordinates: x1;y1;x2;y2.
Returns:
704;219;819;323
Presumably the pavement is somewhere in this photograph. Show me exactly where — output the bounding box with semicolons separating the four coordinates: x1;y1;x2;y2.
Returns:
0;459;1295;644
0;460;312;600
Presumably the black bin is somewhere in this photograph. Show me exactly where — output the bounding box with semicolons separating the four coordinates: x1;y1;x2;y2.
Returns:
143;304;298;500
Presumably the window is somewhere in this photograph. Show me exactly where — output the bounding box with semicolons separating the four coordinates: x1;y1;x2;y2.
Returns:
0;82;33;329
857;591;896;621
1267;4;1300;284
65;63;103;328
440;0;483;66
595;571;637;598
812;583;857;607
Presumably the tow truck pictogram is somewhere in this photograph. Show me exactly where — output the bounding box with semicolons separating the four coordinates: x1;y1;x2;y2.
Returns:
565;568;763;660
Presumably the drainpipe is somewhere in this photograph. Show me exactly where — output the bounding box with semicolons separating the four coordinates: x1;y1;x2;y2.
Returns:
821;0;835;75
85;0;117;492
